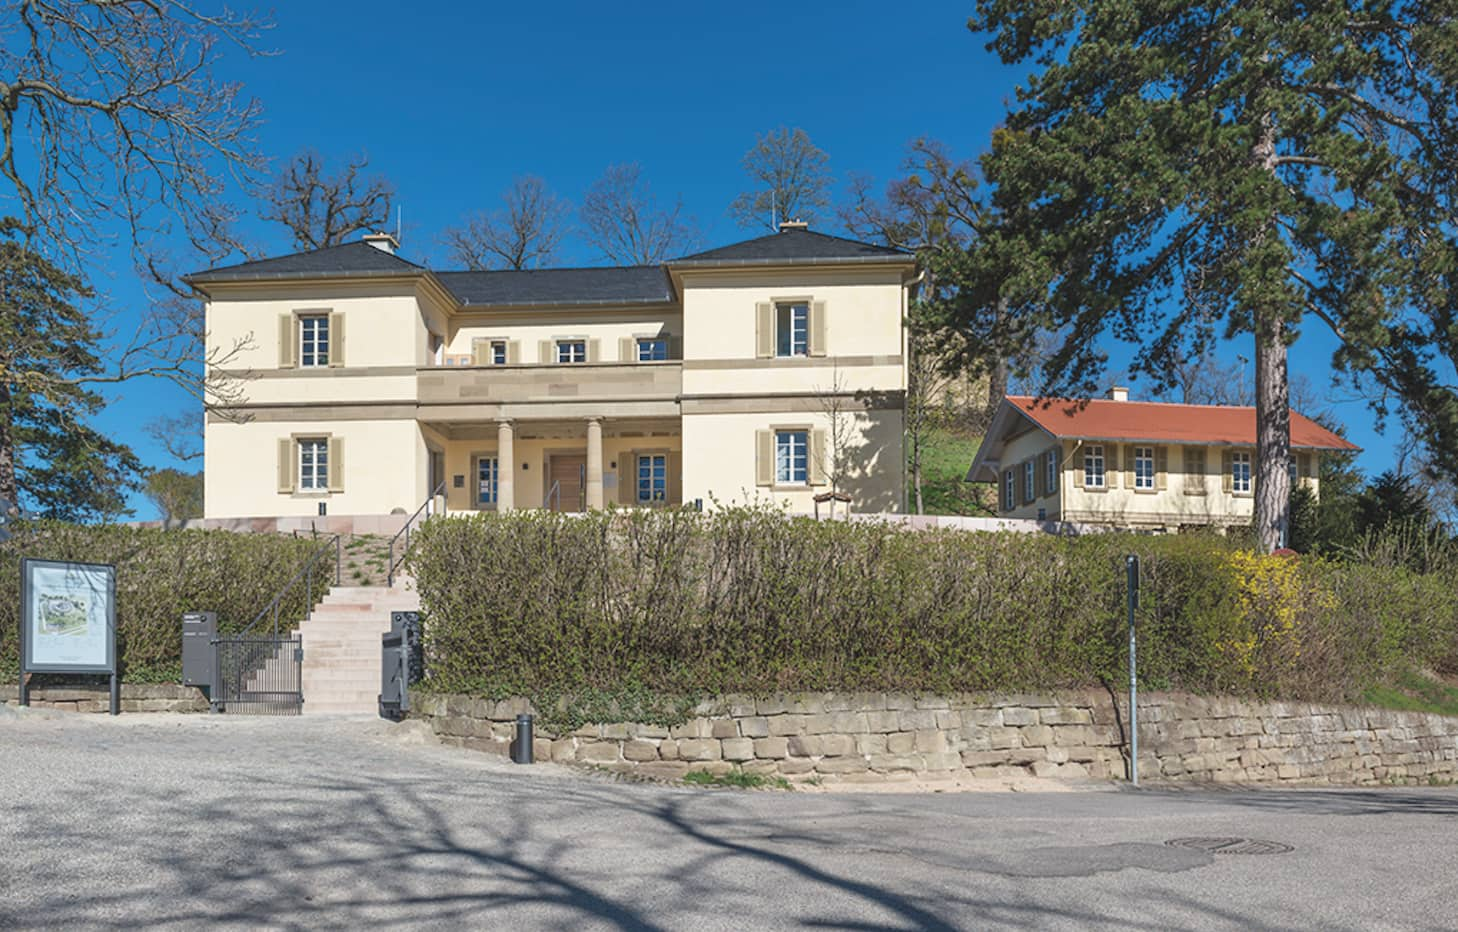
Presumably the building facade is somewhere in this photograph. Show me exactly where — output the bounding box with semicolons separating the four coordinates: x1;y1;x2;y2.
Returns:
967;391;1360;531
190;225;915;520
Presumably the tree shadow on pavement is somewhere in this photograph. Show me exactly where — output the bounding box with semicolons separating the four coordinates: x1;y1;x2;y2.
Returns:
0;751;1304;931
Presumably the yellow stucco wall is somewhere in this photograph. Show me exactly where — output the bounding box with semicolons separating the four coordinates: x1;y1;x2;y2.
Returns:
201;256;911;519
992;428;1320;529
204;417;426;519
681;408;904;513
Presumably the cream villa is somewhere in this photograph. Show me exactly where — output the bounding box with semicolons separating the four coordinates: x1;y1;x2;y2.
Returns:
188;224;915;521
967;390;1360;531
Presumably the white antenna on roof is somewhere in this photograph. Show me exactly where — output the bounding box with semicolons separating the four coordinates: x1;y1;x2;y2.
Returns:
770;190;778;232
396;205;402;245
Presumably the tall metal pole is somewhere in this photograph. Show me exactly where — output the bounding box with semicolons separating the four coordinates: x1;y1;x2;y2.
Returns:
1126;554;1140;786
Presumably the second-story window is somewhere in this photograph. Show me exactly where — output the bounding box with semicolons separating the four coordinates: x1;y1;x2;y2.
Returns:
490;341;508;365
298;438;328;491
1084;445;1106;488
1134;446;1155;490
557;340;587;364
776;302;809;357
637;338;668;361
1232;451;1252;493
300;314;330;367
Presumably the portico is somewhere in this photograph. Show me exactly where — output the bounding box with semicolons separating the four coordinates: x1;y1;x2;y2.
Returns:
423;416;683;513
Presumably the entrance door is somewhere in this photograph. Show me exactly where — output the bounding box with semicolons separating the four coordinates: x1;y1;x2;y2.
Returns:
548;454;586;511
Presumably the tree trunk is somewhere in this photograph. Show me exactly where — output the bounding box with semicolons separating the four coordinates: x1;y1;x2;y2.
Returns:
986;297;1009;419
0;377;15;513
1248;105;1293;552
1254;314;1291;552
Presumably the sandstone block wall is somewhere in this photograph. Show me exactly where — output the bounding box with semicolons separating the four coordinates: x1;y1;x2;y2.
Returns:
0;683;208;714
413;690;1458;786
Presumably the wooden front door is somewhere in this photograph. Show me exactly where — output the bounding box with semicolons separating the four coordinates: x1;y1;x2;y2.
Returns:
548;454;586;511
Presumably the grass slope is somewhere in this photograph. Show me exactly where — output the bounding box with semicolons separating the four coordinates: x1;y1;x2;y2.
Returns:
1365;671;1458;717
915;425;995;516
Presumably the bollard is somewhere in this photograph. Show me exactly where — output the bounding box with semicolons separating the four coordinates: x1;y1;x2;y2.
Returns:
512;714;534;764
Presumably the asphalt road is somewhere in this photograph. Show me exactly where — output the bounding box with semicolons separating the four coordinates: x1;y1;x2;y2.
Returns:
1;709;1454;931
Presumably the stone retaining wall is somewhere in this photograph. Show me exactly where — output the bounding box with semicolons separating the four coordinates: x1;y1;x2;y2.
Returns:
413;690;1458;786
0;684;208;714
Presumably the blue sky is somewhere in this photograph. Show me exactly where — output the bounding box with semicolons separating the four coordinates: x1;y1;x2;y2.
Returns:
84;0;1397;517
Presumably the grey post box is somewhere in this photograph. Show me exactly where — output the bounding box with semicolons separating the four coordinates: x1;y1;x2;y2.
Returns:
181;611;218;688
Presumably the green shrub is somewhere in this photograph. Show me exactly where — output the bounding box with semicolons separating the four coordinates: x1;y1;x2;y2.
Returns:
408;508;1458;708
0;522;325;681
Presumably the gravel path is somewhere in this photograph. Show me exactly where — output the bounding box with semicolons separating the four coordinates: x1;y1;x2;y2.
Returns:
1;709;1455;930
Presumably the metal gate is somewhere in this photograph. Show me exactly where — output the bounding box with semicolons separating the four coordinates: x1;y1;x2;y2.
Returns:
212;635;303;715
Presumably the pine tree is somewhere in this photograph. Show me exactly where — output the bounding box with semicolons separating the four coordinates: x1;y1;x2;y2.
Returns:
0;220;142;520
966;1;1457;551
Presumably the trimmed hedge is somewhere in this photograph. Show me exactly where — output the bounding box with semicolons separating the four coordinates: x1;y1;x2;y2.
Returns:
409;508;1458;706
1;522;325;681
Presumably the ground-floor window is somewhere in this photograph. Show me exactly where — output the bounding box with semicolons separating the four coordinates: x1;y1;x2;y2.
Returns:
637;454;667;503
775;430;808;484
299;438;328;491
1134;446;1155;490
1232;450;1252;493
477;456;499;506
1003;469;1015;511
1083;444;1105;488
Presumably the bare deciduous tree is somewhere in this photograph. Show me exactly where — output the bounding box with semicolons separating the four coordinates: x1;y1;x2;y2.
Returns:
442;175;569;270
730;127;832;230
0;1;268;271
813;366;865;517
904;325;956;514
261;150;395;252
0;0;269;440
580;163;697;265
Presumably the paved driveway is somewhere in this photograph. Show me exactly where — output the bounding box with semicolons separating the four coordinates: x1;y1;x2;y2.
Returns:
1;710;1454;930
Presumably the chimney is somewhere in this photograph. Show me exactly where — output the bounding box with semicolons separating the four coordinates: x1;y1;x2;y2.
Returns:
777;219;809;232
362;231;399;254
1107;386;1129;402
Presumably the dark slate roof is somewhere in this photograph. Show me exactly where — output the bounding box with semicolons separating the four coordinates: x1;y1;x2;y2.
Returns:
671;228;912;266
185;241;425;284
436;266;675;308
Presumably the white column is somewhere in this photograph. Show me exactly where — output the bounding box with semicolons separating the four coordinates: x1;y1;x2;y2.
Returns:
586;417;604;510
496;419;515;511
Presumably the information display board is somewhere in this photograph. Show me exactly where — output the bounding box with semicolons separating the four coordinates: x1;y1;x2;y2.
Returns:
19;559;117;705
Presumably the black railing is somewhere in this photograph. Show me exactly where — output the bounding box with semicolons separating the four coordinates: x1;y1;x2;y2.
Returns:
242;533;342;638
387;481;446;588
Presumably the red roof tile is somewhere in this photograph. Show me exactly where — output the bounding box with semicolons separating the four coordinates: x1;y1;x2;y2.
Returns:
1008;396;1360;451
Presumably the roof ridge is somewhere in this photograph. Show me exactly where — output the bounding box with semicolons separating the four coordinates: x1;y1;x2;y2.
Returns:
439;264;663;275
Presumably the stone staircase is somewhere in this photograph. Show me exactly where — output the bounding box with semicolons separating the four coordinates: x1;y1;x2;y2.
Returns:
298;581;420;715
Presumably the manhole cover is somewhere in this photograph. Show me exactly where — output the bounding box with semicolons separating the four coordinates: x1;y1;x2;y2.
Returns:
1165;837;1293;855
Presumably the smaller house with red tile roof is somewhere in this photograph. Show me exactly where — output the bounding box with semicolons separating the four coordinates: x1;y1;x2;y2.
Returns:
966;389;1360;531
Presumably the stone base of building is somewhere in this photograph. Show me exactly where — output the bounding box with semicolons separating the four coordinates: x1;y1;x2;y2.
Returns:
412;690;1458;787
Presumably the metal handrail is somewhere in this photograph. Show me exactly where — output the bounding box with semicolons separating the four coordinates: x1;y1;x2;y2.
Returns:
240;533;342;638
387;481;447;588
544;479;560;511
